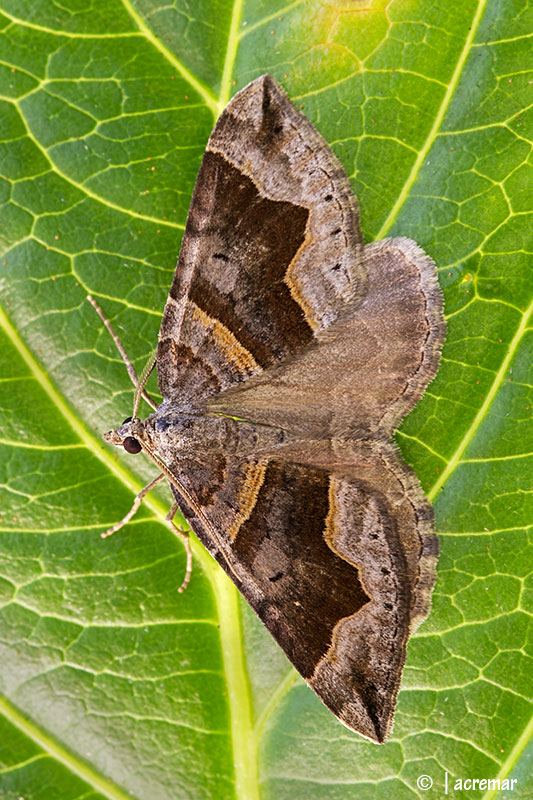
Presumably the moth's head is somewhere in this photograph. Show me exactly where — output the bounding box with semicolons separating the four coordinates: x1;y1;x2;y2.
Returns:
103;416;144;455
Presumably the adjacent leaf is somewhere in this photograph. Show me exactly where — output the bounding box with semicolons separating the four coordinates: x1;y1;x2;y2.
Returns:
0;1;531;799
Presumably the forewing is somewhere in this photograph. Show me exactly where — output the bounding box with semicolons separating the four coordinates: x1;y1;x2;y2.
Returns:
157;74;365;404
166;443;437;743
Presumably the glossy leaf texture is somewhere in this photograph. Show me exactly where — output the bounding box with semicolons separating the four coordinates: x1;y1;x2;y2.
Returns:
0;2;531;799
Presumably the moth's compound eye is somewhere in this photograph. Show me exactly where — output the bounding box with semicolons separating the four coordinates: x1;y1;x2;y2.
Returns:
122;416;133;424
123;436;141;454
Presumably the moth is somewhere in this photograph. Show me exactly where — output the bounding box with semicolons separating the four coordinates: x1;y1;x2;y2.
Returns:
92;74;445;743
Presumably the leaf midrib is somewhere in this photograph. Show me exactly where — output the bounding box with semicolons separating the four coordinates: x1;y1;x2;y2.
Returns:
205;3;261;800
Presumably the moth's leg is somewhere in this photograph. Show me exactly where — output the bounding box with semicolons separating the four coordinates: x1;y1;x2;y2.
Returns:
87;294;158;412
101;473;166;539
165;502;193;593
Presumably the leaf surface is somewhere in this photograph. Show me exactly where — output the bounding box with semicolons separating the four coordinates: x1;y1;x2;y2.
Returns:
0;1;531;799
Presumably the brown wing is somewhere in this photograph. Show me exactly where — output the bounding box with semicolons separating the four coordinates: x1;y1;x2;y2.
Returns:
165;442;437;743
209;236;445;436
153;73;445;742
157;74;365;405
204;234;445;641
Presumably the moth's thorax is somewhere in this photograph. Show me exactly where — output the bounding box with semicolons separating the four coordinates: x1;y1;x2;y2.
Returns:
146;404;286;456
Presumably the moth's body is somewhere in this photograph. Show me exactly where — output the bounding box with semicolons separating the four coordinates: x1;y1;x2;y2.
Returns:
114;404;289;457
118;402;388;474
101;74;445;743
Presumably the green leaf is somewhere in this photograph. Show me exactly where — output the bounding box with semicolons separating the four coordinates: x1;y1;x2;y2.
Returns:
0;1;531;799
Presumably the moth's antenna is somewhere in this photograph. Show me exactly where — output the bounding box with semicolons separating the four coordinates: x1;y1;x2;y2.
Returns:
132;349;157;419
87;295;158;412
